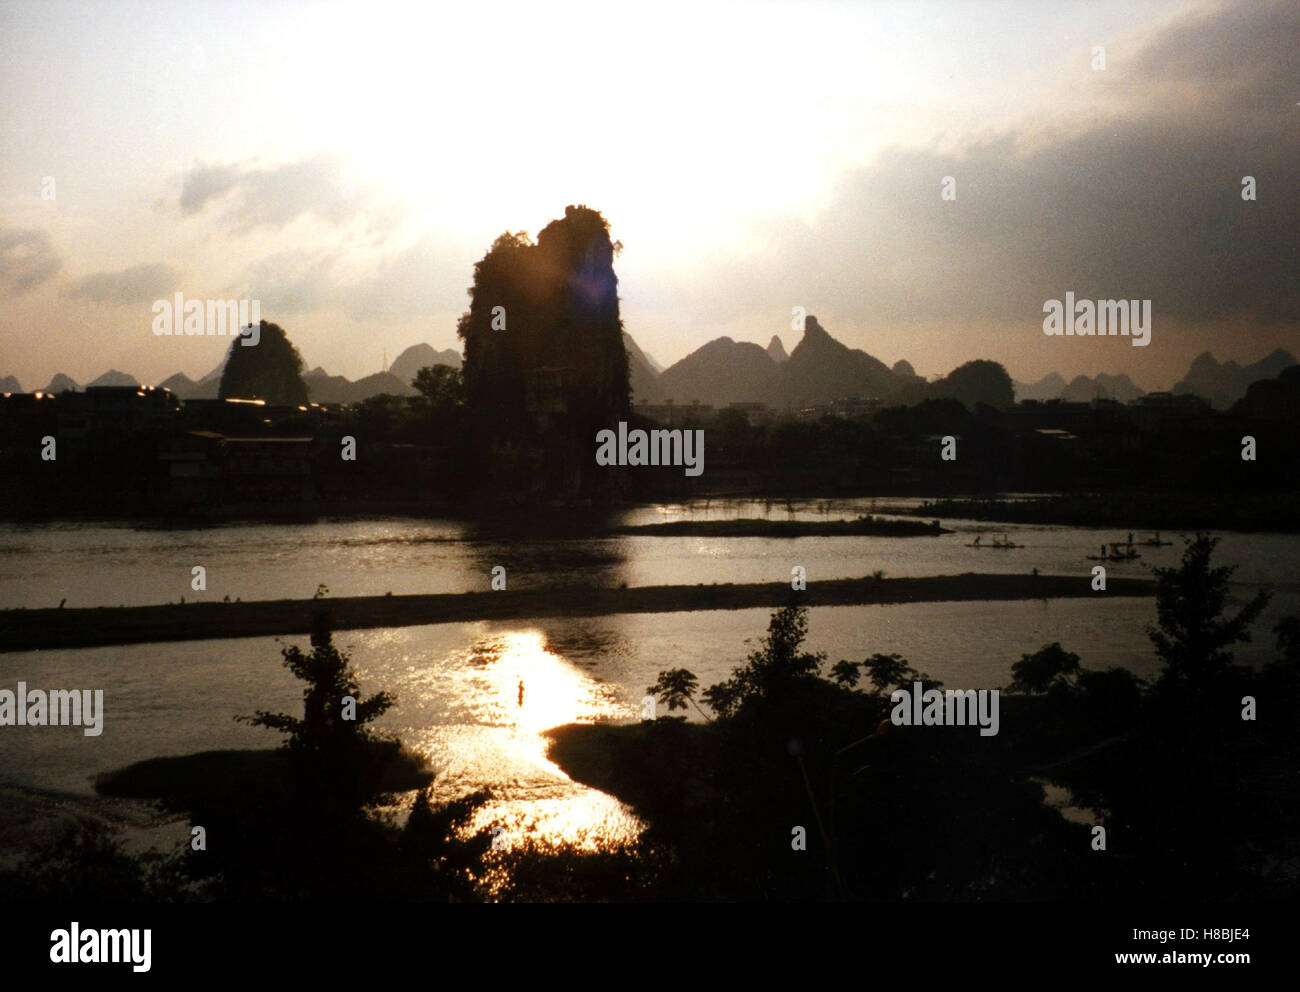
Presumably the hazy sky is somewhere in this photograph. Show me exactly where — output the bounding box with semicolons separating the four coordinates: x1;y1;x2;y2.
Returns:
1;0;1296;391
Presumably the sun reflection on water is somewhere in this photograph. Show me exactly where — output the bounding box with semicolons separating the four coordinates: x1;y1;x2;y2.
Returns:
480;630;615;734
405;628;644;855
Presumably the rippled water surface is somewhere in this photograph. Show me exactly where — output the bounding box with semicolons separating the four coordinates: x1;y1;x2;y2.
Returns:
2;499;1294;849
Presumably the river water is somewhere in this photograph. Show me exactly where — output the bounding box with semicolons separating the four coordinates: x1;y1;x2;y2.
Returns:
1;498;1295;855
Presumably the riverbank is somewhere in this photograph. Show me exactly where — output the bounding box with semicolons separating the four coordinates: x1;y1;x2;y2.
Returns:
609;516;949;537
913;492;1300;532
95;747;434;809
0;573;1155;652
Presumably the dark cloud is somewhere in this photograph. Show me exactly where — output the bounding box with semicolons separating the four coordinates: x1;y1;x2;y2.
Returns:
62;262;181;304
713;0;1299;331
177;161;243;214
178;152;367;231
0;227;62;293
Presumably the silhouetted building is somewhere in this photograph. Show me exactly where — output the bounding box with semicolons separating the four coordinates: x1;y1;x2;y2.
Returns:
727;402;776;425
829;397;880;420
158;430;313;508
633;399;716;426
57;385;179;436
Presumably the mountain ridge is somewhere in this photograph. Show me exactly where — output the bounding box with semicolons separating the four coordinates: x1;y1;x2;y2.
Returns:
1174;348;1296;409
10;339;1295;412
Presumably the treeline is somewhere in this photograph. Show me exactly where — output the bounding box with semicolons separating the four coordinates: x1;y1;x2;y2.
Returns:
916;491;1300;532
559;534;1298;900
3;355;1298;517
645;395;1300;497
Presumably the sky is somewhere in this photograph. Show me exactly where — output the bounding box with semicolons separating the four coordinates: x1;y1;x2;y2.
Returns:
1;0;1296;392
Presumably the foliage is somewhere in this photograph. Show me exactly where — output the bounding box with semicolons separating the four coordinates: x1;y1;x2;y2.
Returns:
489;836;670;902
397;786;495;899
412;364;464;410
829;659;861;687
1007;642;1081;694
217;320;309;405
1073;665;1145;717
646;668;700;715
456;206;629;495
700;605;826;719
647;609;941;721
854;652;943;694
238;610;398;815
1147;533;1270;691
241;615;394;754
0;823;196;903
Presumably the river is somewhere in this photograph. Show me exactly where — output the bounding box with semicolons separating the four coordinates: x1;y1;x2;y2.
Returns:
1;498;1295;854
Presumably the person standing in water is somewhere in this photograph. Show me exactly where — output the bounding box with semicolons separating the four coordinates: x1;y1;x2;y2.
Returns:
518;680;524;708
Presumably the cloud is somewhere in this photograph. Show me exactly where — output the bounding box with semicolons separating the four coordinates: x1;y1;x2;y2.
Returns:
239;236;473;324
0;227;62;293
179;151;368;232
243;249;342;314
705;0;1300;330
178;162;243;214
345;240;466;322
62;262;182;304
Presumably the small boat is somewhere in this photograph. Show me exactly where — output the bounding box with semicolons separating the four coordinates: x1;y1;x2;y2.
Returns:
1087;540;1140;561
968;532;1021;549
1137;531;1171;547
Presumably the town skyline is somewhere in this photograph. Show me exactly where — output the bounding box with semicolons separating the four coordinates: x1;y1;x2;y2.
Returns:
3;314;1293;404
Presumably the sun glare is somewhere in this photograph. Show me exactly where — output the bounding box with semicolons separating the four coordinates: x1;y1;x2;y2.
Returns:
439;628;642;853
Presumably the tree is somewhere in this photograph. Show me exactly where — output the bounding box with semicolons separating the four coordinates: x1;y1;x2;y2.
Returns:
646;668;711;720
701;605;826;719
412;364;464;409
861;653;911;694
218;320;308;405
654;608;937;722
829;659;861;687
354;392;409;438
858;652;942;695
398;786;494;899
410;365;466;448
239;610;396;813
1007;642;1081;694
1147;533;1269;692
